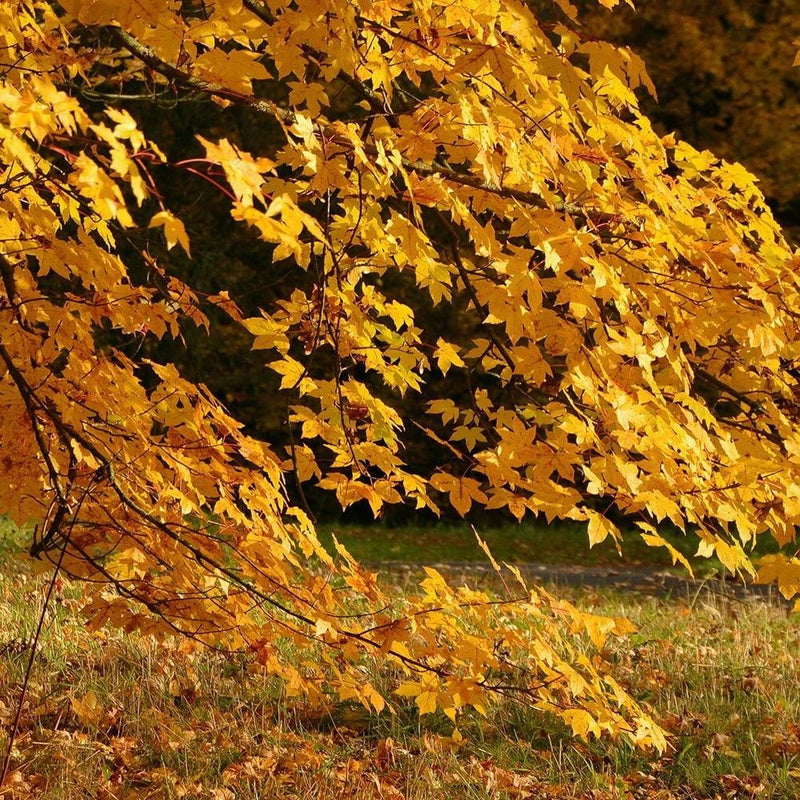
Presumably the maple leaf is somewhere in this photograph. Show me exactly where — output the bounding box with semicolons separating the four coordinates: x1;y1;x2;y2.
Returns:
430;473;488;516
149;210;191;255
434;337;465;375
70;690;104;728
756;554;800;600
194;48;270;95
562;709;600;741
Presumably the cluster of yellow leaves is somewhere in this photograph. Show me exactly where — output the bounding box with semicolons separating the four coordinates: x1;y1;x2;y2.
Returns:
196;0;799;595
0;0;798;752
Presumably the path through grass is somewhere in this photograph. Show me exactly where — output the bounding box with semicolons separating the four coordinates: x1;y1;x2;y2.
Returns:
320;518;785;577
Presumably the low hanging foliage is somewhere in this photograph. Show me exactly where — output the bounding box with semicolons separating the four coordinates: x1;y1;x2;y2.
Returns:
0;0;798;749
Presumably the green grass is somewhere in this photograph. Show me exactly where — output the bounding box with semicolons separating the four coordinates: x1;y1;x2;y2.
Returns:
0;543;797;799
319;517;785;577
4;512;786;577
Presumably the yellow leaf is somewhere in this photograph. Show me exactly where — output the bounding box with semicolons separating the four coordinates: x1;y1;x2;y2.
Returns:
149;210;190;255
430;473;488;516
194;49;270;95
756;554;800;599
475;529;502;573
581;613;616;649
428;399;460;425
416;690;438;716
561;708;600;740
434;338;465;375
586;512;619;548
314;618;332;637
636;522;693;575
198;136;275;206
553;0;578;20
286;444;320;482
70;689;103;727
712;539;755;577
268;357;314;392
362;682;386;714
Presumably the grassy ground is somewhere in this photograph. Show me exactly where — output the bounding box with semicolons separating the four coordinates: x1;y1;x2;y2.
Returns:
319;518;785;576
0;543;797;799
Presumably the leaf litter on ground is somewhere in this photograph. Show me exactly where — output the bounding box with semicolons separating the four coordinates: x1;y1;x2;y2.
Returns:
0;548;797;800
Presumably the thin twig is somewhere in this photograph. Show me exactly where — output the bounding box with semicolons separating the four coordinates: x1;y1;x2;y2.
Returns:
0;531;69;787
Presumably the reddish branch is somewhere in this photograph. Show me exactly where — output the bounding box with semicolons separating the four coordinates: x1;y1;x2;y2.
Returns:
110;28;603;222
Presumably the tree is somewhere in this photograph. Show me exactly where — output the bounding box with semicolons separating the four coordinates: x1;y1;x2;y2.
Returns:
0;0;798;747
567;0;800;245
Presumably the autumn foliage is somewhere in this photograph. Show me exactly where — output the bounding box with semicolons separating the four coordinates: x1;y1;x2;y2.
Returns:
0;0;799;748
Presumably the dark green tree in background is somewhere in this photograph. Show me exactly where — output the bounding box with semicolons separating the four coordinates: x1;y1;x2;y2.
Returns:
574;0;800;243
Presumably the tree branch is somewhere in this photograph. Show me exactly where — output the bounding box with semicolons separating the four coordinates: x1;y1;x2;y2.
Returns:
111;28;605;223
